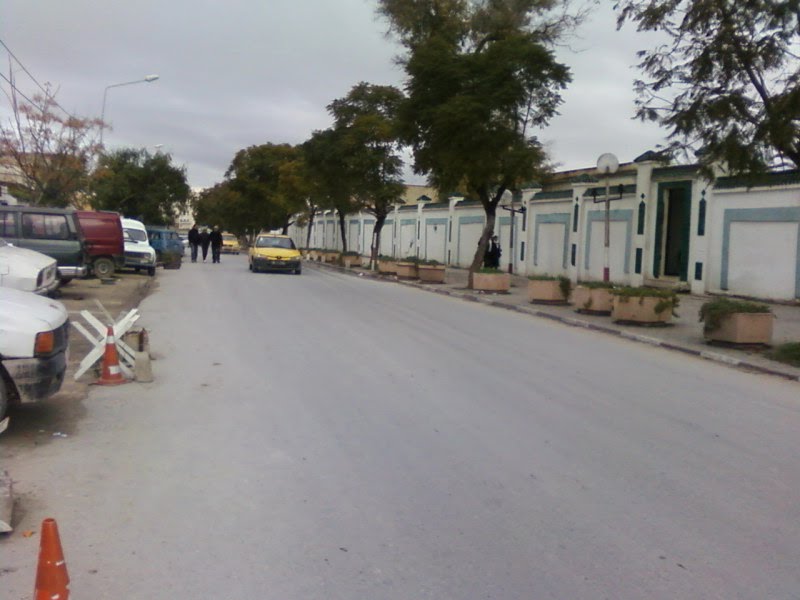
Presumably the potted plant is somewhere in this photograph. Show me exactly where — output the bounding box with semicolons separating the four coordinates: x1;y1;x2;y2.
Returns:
376;255;397;274
527;275;571;304
324;250;341;263
394;256;419;279
572;281;616;315
418;259;446;283
341;251;362;268
611;287;679;325
699;298;773;345
472;267;511;292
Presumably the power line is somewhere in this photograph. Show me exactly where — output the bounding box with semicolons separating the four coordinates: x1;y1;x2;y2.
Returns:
0;70;46;112
0;38;71;116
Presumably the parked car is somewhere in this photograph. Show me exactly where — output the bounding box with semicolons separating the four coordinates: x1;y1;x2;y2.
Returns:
121;218;156;276
0;205;88;283
75;210;125;279
221;233;241;254
145;225;183;268
0;238;59;295
0;286;69;419
248;234;302;274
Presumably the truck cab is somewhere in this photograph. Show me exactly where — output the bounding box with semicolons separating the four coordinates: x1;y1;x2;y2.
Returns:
0;287;69;419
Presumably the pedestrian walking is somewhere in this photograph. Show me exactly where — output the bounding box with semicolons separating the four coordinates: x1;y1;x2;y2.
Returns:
199;227;211;262
209;226;223;263
188;224;200;263
487;235;501;268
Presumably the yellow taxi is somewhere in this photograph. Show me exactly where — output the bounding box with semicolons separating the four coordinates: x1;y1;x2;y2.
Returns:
221;233;241;254
248;234;302;274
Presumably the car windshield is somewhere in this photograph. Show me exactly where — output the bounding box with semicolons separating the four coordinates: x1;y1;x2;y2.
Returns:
256;236;295;249
125;228;148;242
223;234;237;242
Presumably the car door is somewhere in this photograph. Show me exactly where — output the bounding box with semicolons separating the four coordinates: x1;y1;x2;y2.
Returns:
19;211;82;267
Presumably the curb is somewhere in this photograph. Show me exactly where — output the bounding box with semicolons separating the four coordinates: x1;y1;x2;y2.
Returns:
309;262;800;383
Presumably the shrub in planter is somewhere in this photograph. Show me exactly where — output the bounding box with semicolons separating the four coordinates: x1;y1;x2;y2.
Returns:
473;267;511;292
376;255;397;274
572;281;615;315
418;259;446;283
699;298;773;344
394;259;419;279
611;287;679;325
527;274;571;304
341;251;362;268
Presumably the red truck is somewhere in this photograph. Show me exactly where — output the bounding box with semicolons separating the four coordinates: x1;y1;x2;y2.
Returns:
75;211;125;278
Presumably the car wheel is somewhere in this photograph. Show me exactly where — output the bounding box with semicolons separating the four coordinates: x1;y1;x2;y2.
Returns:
147;266;156;276
295;267;302;275
93;257;115;279
248;261;253;271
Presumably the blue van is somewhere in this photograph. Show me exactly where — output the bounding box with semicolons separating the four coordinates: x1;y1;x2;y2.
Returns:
145;226;183;269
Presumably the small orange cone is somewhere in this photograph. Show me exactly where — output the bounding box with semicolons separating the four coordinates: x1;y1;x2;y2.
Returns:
34;518;70;600
96;325;128;386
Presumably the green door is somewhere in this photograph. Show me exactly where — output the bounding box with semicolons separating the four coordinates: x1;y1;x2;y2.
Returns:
653;182;692;281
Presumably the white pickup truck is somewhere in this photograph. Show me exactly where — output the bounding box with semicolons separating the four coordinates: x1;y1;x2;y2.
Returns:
0;287;69;419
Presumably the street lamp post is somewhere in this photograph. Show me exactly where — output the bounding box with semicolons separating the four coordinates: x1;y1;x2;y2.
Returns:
100;74;159;145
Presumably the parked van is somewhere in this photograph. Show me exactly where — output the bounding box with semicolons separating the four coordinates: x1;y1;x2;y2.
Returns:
145;225;183;268
0;287;69;419
75;210;125;279
0;239;59;295
121;218;156;276
0;205;87;283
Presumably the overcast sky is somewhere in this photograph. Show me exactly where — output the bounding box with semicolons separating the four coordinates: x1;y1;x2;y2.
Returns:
1;0;668;190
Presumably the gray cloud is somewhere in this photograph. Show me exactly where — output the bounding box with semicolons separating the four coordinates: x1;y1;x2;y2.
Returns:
2;0;668;188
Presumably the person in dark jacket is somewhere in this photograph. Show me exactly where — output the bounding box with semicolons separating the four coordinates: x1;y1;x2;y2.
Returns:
188;224;200;263
209;226;223;263
199;227;211;262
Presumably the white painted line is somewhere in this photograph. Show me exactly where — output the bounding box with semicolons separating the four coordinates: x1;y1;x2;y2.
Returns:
620;332;663;346
700;351;741;366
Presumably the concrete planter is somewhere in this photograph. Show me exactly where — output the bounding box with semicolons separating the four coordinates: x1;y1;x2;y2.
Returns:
473;272;511;292
342;254;361;268
324;251;340;263
528;279;568;304
395;262;419;279
611;295;673;325
573;286;613;315
418;265;446;283
377;259;397;274
704;312;774;345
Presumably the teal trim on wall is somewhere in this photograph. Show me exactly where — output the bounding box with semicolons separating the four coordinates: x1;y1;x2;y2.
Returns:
458;215;486;226
499;216;511;226
720;207;800;297
533;213;570;268
363;219;375;225
584;209;634;273
425;218;448;225
400;218;417;226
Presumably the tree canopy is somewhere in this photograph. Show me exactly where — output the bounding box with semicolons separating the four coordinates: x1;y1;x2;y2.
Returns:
616;0;800;174
379;0;578;280
0;93;101;207
90;148;190;224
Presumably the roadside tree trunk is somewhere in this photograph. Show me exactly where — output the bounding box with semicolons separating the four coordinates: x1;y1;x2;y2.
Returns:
337;211;348;252
305;206;317;249
370;213;388;270
467;187;505;289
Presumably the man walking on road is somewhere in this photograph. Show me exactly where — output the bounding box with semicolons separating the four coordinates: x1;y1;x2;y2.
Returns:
188;224;200;263
209;226;223;264
199;227;211;262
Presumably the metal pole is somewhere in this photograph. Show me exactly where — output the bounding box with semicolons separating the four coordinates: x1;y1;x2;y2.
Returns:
508;209;515;274
603;175;610;282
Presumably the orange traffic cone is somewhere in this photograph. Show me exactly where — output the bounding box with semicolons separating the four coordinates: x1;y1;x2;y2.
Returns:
96;325;128;386
34;518;70;600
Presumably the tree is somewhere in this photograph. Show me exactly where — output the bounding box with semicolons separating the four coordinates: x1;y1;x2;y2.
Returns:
0;92;101;207
224;143;308;242
328;82;406;267
303;128;361;252
90;148;190;224
379;0;577;286
615;0;800;174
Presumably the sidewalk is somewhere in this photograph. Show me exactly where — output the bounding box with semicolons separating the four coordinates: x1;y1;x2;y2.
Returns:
313;261;800;382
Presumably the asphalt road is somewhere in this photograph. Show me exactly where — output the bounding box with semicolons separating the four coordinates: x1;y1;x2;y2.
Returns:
3;257;800;599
